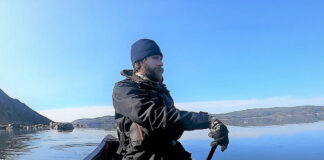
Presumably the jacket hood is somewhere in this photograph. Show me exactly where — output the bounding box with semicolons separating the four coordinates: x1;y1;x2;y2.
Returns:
120;69;134;78
120;69;166;91
120;69;164;83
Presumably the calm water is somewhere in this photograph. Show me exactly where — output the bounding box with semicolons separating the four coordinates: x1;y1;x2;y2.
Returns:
1;121;324;160
182;121;324;160
0;128;115;160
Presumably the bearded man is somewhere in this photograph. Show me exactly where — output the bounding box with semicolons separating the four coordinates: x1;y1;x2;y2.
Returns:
113;39;229;160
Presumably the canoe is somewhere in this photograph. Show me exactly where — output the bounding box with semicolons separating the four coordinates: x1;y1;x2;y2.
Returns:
84;134;122;160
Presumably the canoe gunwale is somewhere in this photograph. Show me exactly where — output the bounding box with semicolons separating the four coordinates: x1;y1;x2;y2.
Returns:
84;134;119;160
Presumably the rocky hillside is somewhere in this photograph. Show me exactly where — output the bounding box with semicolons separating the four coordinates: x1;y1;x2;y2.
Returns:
0;89;52;125
72;115;115;130
214;105;324;127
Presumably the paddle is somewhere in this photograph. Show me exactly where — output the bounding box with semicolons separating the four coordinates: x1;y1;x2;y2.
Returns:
206;145;217;160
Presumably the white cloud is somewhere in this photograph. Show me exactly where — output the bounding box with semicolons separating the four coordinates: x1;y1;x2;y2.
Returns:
37;96;324;122
38;106;115;122
175;96;324;114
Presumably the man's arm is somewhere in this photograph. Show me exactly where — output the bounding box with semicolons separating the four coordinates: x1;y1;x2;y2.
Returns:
113;80;210;132
178;110;210;130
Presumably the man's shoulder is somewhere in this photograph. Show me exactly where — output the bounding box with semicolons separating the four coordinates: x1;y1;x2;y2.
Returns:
114;78;138;88
113;78;144;96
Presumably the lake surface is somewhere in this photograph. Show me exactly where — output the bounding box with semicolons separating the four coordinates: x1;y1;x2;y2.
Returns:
1;121;324;160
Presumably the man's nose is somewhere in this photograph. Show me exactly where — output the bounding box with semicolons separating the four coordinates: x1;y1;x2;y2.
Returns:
158;60;163;66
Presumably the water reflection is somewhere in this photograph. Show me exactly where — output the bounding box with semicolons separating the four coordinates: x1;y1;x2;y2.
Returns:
180;120;324;140
0;129;117;160
1;122;324;160
0;129;39;159
180;121;324;160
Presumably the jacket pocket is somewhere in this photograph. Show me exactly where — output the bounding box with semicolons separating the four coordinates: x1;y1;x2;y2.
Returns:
129;122;145;147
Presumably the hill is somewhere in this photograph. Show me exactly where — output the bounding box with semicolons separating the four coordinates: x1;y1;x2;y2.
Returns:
214;105;324;127
72;105;324;129
0;89;52;125
72;115;115;130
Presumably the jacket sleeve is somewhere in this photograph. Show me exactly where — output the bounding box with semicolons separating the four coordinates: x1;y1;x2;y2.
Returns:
113;81;210;132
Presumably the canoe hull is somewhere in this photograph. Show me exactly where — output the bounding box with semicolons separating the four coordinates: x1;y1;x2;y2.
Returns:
84;135;122;160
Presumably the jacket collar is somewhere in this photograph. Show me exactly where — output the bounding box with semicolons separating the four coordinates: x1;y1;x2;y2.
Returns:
120;69;166;91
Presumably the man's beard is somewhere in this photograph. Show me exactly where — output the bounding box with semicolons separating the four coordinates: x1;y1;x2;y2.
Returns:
142;64;164;82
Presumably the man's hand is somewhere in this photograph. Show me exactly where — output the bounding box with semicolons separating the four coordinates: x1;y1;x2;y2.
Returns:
208;117;229;152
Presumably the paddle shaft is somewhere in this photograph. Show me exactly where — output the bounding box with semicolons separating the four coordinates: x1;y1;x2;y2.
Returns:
206;145;217;160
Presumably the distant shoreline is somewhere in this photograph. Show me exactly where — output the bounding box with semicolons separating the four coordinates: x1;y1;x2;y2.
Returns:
213;105;324;127
72;105;324;129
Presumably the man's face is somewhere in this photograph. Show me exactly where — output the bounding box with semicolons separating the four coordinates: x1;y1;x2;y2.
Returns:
141;55;164;82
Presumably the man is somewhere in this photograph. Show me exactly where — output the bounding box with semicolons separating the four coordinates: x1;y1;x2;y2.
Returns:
113;39;229;160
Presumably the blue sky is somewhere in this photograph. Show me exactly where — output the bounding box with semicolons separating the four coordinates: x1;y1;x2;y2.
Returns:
1;0;324;113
